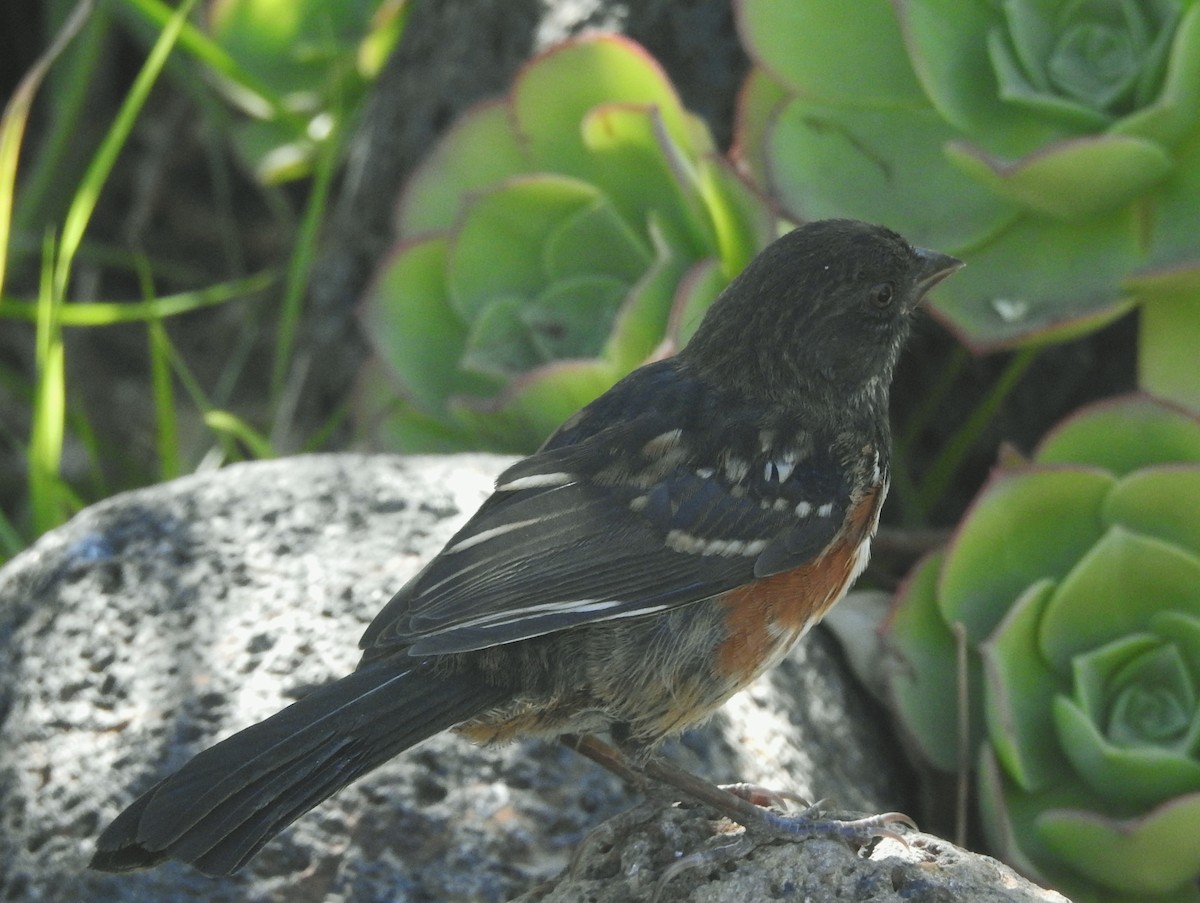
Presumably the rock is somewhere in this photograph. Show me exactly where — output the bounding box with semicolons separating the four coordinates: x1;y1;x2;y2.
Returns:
0;454;1048;902
514;802;1072;903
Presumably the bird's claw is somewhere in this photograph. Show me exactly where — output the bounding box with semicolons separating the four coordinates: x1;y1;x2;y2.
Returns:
744;806;917;849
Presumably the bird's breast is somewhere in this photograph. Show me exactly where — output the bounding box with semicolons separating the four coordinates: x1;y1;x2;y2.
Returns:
715;482;884;687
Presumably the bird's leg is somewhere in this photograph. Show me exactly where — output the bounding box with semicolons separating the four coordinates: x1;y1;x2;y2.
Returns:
560;732;645;786
560;732;914;847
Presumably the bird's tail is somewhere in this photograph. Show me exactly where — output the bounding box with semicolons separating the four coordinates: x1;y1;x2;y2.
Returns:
90;660;506;876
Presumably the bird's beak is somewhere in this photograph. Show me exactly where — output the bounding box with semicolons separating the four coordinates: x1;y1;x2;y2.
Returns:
912;247;965;306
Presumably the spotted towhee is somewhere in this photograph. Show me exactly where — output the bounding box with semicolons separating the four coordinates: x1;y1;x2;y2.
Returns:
91;219;962;876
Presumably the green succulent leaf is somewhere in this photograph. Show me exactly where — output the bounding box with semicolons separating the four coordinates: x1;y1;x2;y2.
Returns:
989;0;1180;126
602;227;691;371
1136;122;1200;274
232;121;315;184
521;276;628;362
733;66;790;185
577;103;710;253
210;0;396;94
898;0;1062;155
987;10;1114;131
1107;641;1196;749
938;467;1112;643
946;133;1173;219
666;258;727;352
462;296;543;378
360;237;494;410
1155;610;1200;676
765;100;1017;251
1137;286;1200;411
1113;2;1200;146
543;197;653;284
737;0;926;106
1071;632;1166;726
446;176;600;321
208;0;405;183
451;358;618;453
1039;526;1200;673
885;552;984;773
1104;466;1200;551
692;154;775;278
982;579;1070;791
397;101;528;235
1038;793;1200;897
977;746;1092;890
928;208;1141;350
512;36;698;181
1035;395;1200;474
358;396;476;453
1053;693;1200;810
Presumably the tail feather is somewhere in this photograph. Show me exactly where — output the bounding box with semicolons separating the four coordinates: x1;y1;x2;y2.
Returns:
91;660;506;876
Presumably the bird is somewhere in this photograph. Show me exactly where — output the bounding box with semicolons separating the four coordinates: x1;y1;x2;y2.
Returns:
91;218;962;877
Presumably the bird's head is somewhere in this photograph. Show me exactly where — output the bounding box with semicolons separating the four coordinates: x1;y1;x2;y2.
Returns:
680;219;963;410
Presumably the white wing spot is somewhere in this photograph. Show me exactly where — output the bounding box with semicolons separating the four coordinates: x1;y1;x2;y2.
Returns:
497;472;575;491
724;456;749;482
795;501;812;517
817;502;834;517
643;428;684;458
774;457;795;484
667;530;769;557
766;447;799;484
696;466;715;479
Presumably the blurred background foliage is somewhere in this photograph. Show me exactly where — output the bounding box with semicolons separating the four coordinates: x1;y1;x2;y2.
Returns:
2;3;1197;899
0;0;406;554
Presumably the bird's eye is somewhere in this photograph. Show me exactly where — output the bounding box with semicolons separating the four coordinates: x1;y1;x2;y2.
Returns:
869;282;895;309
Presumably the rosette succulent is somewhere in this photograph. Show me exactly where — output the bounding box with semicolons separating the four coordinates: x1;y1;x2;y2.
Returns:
207;0;408;183
734;0;1200;405
885;395;1200;902
358;36;773;452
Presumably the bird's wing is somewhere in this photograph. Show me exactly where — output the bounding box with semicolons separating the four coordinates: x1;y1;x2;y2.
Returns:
360;363;853;658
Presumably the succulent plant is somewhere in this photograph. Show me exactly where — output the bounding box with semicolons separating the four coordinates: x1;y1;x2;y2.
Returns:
884;395;1200;902
357;35;773;453
207;0;408;183
734;0;1200;406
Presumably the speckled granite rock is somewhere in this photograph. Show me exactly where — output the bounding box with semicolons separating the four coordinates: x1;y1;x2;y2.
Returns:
513;802;1072;903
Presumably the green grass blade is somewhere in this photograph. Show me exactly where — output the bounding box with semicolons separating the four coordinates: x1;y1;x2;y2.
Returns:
0;0;93;299
29;232;69;536
118;0;296;124
270;116;344;407
134;255;181;481
54;0;198;300
0;269;276;324
150;319;276;464
148;316;181;480
203;410;275;460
